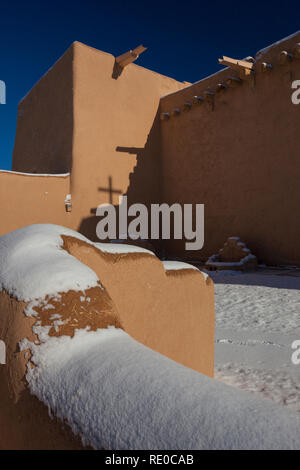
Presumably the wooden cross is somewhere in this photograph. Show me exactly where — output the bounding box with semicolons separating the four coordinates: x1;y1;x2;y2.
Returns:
98;176;122;204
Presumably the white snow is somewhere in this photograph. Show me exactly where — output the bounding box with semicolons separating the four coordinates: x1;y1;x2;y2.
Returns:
0;224;159;311
2;224;300;448
163;260;209;281
162;260;199;271
209;269;300;414
0;224;100;307
94;242;154;255
209;270;300;331
20;326;300;450
215;363;300;414
0;170;70;177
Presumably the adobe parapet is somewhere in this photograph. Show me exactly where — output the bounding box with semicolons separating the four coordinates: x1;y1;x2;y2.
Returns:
159;31;300;266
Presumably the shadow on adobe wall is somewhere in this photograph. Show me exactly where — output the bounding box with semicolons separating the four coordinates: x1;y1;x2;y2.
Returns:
78;113;165;255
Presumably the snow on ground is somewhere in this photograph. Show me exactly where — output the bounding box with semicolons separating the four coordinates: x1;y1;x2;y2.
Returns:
20;326;300;450
210;270;300;332
206;269;300;413
215;363;300;413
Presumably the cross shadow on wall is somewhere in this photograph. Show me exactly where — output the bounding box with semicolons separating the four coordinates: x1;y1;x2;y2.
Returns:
78;113;163;254
78;175;122;242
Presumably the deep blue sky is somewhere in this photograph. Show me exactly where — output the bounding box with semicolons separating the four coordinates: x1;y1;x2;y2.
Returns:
0;0;299;170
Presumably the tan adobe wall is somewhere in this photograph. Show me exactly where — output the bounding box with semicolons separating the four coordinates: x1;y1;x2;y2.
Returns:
12;46;74;174
160;32;300;266
63;235;214;377
9;41;186;243
69;42;186;241
0;172;71;236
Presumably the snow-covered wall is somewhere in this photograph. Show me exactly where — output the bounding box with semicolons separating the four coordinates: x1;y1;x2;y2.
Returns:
0;224;298;450
22;327;300;450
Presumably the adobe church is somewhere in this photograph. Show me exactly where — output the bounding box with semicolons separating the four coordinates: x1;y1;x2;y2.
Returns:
1;31;300;266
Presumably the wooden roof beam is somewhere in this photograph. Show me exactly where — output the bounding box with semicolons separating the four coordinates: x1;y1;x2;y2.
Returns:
116;45;147;68
218;56;254;71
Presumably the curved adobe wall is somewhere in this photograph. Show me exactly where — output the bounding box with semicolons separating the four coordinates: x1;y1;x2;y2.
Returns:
0;227;214;448
160;32;300;265
0;290;86;450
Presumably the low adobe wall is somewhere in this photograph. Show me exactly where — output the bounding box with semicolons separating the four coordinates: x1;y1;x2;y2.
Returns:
0;228;299;449
0;172;71;236
0;225;214;449
0;290;87;450
160;32;300;266
63;235;214;376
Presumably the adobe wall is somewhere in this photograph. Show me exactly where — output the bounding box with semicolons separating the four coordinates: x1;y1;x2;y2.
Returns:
0;171;71;236
0;228;214;448
70;42;186;241
160;32;300;266
10;41;186;242
12;47;74;174
63;235;215;377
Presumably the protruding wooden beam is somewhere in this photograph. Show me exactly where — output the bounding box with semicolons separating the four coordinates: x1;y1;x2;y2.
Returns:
239;68;254;80
218;56;254;71
172;108;181;117
225;76;242;87
203;90;215;100
192;95;204;105
278;50;293;65
261;62;272;73
160;112;170;121
116;45;147;68
216;83;227;93
292;43;300;59
182;102;192;111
